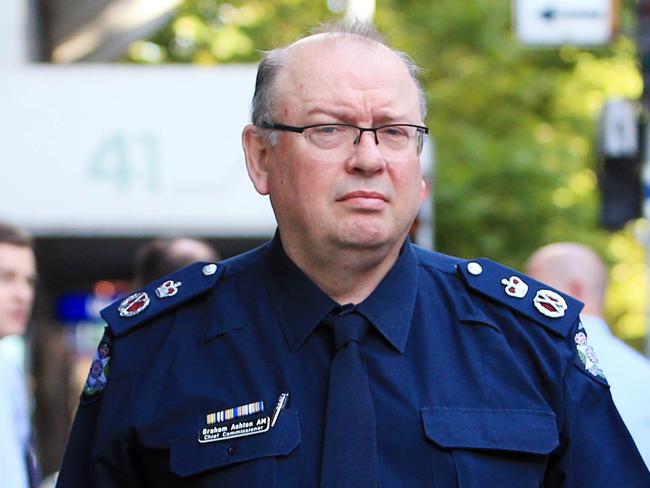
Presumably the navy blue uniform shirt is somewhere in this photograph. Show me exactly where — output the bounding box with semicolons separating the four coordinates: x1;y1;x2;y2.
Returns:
57;235;650;487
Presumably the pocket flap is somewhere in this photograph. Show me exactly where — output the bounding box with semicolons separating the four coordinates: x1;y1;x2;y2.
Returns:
421;407;558;455
170;409;301;477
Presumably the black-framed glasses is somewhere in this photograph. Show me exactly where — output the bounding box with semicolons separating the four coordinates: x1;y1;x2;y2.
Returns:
259;122;429;157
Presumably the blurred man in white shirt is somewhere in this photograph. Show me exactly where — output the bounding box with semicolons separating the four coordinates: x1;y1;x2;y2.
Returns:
0;221;38;487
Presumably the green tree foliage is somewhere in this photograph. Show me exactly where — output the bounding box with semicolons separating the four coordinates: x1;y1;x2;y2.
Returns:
378;0;623;266
126;0;647;343
127;0;335;64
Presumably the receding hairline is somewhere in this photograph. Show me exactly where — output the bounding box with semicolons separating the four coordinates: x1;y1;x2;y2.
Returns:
286;29;385;52
286;33;408;78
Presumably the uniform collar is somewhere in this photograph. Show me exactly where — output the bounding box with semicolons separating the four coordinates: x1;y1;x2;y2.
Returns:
355;240;417;353
264;232;338;352
264;231;417;354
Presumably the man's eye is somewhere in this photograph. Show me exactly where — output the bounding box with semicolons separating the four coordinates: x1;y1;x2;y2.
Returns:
382;126;408;137
314;126;343;135
0;273;14;284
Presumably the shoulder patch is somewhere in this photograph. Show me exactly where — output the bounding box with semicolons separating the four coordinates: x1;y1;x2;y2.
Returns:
457;258;583;337
573;321;608;385
81;330;112;402
101;261;225;338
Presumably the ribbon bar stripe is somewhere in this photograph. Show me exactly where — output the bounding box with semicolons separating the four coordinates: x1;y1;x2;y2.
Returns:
207;401;265;425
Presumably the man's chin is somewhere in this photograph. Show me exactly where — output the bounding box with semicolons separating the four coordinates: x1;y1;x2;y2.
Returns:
0;321;28;338
334;226;396;251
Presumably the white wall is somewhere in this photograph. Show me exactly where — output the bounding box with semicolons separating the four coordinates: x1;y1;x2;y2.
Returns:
1;0;30;64
0;64;276;237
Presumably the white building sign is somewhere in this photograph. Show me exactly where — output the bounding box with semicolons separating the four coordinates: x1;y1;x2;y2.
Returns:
0;65;277;237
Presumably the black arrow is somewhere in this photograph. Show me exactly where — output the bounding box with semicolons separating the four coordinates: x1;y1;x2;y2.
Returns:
541;8;604;21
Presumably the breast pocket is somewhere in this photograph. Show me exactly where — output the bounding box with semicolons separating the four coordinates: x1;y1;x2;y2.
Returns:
169;409;301;487
421;407;558;488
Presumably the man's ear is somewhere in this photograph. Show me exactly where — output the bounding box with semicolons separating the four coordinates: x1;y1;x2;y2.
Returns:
242;124;271;195
419;178;429;203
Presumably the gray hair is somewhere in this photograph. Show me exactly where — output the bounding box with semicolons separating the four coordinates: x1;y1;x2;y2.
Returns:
250;21;427;144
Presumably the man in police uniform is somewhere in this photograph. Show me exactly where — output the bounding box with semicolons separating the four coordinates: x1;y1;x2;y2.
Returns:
57;22;650;487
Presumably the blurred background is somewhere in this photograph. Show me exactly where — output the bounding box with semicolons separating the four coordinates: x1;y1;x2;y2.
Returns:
2;0;649;480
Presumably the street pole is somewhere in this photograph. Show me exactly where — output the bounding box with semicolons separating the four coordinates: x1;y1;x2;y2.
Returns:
638;0;650;356
638;119;650;356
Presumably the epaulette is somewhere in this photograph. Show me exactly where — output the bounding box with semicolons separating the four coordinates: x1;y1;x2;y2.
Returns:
101;261;225;338
457;258;583;337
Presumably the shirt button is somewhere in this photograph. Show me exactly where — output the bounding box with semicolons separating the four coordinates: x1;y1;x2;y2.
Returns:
227;445;238;456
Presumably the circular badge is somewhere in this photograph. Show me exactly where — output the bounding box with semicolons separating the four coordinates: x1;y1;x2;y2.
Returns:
533;289;567;318
118;291;150;317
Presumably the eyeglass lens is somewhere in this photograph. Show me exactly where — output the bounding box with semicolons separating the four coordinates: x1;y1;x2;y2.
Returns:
303;125;424;159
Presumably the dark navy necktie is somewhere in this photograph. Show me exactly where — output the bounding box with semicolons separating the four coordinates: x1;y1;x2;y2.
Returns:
320;310;378;488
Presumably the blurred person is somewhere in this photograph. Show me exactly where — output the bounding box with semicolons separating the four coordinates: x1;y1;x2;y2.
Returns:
132;237;220;288
57;21;649;487
526;242;650;467
0;221;39;488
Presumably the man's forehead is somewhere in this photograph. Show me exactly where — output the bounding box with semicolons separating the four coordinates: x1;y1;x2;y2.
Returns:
274;35;419;120
282;35;413;89
0;243;35;267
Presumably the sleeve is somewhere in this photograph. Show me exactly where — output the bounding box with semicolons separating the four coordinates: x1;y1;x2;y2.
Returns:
0;358;30;488
56;329;141;488
545;320;650;487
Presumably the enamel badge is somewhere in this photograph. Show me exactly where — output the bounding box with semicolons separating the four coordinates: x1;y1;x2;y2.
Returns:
155;280;181;299
501;276;528;298
118;291;150;317
533;289;567;318
83;335;111;397
575;324;607;380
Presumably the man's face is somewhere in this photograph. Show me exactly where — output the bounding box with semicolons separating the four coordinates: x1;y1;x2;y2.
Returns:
247;37;425;258
0;243;36;338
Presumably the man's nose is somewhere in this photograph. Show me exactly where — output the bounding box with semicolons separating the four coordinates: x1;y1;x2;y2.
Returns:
347;131;386;175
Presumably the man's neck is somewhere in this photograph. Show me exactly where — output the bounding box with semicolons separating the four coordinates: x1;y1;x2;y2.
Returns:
281;236;405;305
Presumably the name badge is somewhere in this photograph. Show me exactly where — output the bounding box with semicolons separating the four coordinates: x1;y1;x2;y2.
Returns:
198;416;270;443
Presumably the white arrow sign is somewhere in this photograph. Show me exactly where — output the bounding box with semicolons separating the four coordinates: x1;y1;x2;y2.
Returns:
541;9;604;21
514;0;614;47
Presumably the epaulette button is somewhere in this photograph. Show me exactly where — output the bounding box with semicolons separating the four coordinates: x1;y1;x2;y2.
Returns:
467;262;483;276
202;264;218;276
